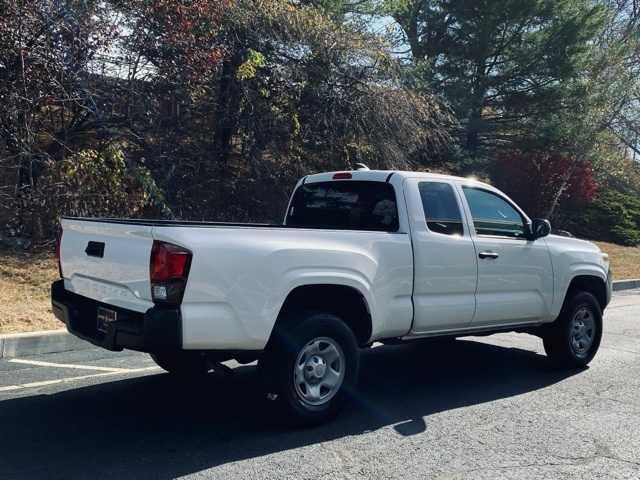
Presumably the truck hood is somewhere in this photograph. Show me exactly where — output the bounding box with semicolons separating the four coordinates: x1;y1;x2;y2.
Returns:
545;234;609;275
545;234;602;254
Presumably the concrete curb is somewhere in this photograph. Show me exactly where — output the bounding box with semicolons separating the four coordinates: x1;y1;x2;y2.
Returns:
0;329;92;360
1;280;639;359
612;279;640;292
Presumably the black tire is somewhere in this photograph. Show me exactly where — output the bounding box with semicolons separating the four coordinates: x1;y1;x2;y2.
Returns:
150;351;209;376
260;312;360;426
542;291;602;369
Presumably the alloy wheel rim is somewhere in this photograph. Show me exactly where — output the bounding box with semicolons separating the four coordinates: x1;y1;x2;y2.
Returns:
570;307;596;358
293;337;345;407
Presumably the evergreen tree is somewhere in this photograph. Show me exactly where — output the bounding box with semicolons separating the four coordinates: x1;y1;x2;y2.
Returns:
388;0;609;158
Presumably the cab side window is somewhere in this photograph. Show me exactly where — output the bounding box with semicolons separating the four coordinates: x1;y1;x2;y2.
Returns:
419;182;464;236
462;187;526;238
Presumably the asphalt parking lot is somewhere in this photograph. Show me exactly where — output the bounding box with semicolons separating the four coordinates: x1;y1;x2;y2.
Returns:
1;291;639;480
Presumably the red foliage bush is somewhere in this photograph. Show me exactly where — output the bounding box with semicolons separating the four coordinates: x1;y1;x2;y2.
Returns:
492;151;598;219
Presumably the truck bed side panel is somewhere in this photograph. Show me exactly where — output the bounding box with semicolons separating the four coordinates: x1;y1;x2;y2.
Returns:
152;226;414;350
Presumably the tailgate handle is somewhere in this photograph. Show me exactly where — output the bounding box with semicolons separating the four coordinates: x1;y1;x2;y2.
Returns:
85;241;105;258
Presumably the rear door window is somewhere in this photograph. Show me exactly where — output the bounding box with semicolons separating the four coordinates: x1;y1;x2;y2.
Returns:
287;181;399;232
418;181;464;236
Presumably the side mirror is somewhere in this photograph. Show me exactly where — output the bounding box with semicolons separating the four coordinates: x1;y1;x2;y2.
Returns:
528;218;551;240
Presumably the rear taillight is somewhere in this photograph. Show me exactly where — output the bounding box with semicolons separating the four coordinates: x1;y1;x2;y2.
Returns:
56;227;63;278
150;241;192;305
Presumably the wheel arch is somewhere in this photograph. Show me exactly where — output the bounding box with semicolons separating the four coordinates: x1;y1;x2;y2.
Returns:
564;274;608;312
268;284;373;347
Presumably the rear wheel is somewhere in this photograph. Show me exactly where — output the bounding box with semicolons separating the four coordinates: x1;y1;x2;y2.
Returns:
260;312;360;426
542;291;602;369
150;351;209;376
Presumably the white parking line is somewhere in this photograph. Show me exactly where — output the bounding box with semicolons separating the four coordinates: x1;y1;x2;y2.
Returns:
9;358;136;372
0;366;160;393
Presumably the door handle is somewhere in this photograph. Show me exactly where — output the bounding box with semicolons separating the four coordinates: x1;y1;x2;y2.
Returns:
478;251;499;259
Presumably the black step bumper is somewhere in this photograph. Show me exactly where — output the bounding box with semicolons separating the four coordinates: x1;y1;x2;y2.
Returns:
51;280;181;352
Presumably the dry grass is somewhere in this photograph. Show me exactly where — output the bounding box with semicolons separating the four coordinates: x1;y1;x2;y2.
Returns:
1;240;639;334
595;241;640;281
0;250;61;334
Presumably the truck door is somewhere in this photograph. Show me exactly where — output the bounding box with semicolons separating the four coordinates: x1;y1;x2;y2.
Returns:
405;178;478;333
458;185;554;325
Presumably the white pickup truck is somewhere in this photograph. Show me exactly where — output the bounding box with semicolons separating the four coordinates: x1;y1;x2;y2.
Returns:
52;169;612;424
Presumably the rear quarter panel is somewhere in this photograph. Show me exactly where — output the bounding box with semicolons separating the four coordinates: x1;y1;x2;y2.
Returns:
152;226;414;350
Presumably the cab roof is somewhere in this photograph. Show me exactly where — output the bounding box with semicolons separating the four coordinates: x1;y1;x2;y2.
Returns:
304;169;494;191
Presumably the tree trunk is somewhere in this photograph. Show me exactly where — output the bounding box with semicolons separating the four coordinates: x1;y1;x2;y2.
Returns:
465;60;488;156
465;104;484;153
213;52;243;174
545;160;579;219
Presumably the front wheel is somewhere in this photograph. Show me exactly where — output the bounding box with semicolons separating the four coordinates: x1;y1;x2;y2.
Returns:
542;291;603;369
261;312;360;426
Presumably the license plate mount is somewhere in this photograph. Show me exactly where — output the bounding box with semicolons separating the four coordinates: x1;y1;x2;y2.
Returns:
97;307;117;333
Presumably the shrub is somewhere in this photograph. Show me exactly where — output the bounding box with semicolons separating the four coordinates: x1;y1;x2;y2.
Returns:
2;143;166;243
492;151;598;219
568;190;640;246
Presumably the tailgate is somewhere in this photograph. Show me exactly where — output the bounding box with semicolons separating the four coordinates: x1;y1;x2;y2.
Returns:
60;219;155;312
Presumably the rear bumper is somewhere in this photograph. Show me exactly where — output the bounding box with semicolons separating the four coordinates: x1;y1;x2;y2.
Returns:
51;280;181;352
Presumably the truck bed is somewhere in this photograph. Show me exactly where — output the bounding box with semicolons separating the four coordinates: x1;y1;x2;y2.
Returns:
58;216;415;350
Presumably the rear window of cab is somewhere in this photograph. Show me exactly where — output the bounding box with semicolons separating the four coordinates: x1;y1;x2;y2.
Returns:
287;181;399;232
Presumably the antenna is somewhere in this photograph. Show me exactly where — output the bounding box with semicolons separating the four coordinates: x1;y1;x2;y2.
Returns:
353;163;369;171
